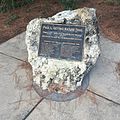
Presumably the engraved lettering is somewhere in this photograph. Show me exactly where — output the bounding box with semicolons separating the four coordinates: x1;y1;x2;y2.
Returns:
38;23;85;61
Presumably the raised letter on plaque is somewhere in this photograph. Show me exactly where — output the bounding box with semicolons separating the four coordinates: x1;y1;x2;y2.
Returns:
38;23;85;61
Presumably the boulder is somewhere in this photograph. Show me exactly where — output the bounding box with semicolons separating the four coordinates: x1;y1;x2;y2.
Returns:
25;7;100;94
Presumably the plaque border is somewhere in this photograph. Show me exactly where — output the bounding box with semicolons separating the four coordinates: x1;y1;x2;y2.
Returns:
38;23;86;61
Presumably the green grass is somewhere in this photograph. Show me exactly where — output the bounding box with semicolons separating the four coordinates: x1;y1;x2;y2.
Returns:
58;0;77;10
58;0;85;10
105;0;120;5
4;13;19;25
0;0;34;13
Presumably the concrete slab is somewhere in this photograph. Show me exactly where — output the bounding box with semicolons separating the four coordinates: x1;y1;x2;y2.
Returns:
0;32;27;61
89;35;120;103
0;54;40;120
0;32;120;119
100;35;120;62
27;92;120;120
89;55;120;103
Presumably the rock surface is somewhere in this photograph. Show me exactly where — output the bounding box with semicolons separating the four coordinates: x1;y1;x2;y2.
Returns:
25;8;100;93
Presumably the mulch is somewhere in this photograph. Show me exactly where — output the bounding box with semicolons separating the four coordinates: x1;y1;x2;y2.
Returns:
0;0;120;44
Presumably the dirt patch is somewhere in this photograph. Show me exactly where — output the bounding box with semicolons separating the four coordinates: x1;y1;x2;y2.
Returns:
87;87;98;104
18;61;33;85
0;0;120;44
18;61;32;71
0;0;63;44
11;61;33;91
116;62;120;78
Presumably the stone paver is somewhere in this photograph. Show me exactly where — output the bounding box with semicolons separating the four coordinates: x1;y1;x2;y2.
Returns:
89;55;120;103
27;92;120;120
0;32;27;61
0;54;40;120
100;35;120;62
89;35;120;103
0;33;120;120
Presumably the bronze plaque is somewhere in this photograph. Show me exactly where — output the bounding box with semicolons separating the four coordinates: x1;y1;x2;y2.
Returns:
38;23;85;61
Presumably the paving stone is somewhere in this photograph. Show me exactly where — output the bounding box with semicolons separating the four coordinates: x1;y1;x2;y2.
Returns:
89;56;120;103
0;54;40;120
89;35;120;103
0;32;120;120
0;32;27;61
27;92;120;120
100;35;120;62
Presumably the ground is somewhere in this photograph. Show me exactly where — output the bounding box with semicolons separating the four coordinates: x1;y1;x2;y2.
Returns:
0;1;120;119
0;0;120;44
0;32;120;120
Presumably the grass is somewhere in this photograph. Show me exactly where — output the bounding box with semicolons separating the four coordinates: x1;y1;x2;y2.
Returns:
4;14;19;25
59;0;86;10
58;0;83;10
105;0;120;5
0;0;34;13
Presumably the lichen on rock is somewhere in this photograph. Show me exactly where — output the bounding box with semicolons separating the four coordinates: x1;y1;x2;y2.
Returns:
25;7;100;93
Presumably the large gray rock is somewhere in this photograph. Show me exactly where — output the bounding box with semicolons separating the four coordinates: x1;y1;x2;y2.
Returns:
25;8;100;93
